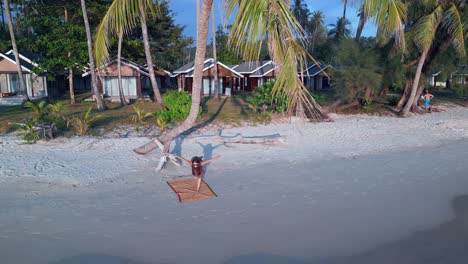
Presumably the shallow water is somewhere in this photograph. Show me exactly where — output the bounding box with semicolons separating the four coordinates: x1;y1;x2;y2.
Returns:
1;140;467;264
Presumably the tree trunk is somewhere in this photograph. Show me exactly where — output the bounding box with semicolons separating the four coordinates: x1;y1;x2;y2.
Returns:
410;83;425;113
342;0;347;19
117;30;127;106
396;79;412;109
134;0;213;155
4;0;29;101
355;6;366;41
336;99;359;112
211;5;220;100
65;7;75;105
140;8;163;106
68;67;75;104
400;48;429;116
80;0;107;110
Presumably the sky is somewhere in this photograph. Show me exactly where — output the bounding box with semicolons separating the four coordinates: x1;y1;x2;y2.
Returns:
169;0;377;42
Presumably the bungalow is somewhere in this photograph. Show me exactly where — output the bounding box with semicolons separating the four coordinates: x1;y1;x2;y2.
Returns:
451;65;468;86
0;50;49;99
173;58;243;96
82;58;170;100
299;62;332;91
232;60;278;92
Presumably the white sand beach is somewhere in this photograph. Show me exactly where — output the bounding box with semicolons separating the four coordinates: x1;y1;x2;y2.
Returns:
1;104;468;264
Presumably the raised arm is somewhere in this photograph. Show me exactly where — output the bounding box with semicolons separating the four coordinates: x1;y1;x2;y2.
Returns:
169;154;192;166
201;154;223;165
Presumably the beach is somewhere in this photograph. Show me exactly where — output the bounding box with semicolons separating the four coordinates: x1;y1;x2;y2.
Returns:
1;104;468;264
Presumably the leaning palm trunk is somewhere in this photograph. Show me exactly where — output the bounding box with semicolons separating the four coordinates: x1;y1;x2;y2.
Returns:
211;5;220;99
4;0;29;101
134;0;213;155
400;48;429;116
117;30;127;106
80;0;107;110
140;8;163;105
355;6;367;41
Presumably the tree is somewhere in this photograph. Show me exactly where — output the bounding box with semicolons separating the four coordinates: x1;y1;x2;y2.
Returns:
400;0;465;116
215;25;242;65
342;0;348;20
308;11;327;54
94;0;163;106
116;30;128;106
329;39;382;112
328;17;351;42
101;0;327;162
355;5;369;41
4;0;29;101
211;5;220;99
291;0;309;30
80;0;107;110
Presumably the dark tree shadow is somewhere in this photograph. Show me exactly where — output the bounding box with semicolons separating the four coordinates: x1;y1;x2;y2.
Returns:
171;135;185;157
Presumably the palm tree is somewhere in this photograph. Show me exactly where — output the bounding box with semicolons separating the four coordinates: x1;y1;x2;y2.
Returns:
308;11;326;54
342;0;348;20
400;1;465;116
94;0;163;106
4;0;29;101
328;17;351;42
355;5;369;41
115;0;325;155
211;5;220;99
80;0;107;110
117;30;128;106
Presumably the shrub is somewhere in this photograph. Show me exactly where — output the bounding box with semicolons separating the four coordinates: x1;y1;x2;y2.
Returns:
18;121;41;144
131;106;147;124
72;107;100;136
163;91;192;120
247;80;288;113
24;101;48;120
451;84;468;98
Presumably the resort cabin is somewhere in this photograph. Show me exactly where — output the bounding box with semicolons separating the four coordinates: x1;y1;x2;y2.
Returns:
0;51;49;101
232;60;278;92
451;65;468;86
173;58;243;96
82;58;170;101
299;62;332;91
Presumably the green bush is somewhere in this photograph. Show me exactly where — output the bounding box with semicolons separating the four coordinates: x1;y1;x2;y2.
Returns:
24;101;48;120
163;91;192;120
247;80;288;113
451;84;468;98
18;121;41;144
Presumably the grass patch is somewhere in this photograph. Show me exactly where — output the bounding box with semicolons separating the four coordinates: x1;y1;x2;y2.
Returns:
201;95;252;125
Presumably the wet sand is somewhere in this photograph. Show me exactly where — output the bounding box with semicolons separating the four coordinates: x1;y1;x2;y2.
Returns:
1;139;467;264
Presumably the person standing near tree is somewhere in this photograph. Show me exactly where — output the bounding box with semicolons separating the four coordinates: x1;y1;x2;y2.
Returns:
423;90;434;112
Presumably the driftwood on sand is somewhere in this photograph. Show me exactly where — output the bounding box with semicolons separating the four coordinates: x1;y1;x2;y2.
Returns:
144;129;285;172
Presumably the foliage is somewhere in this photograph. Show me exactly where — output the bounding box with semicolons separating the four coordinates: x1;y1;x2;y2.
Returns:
214;25;242;65
18;121;41;144
451;84;468;98
162;91;192;121
48;101;67;119
146;109;171;131
328;17;351;42
132;106;147;124
72;107;101;136
247;81;288;113
332;39;382;102
24;101;48;120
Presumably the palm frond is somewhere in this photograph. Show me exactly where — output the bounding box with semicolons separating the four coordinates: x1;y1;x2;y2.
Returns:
442;3;466;57
225;0;325;119
412;5;443;51
94;0;160;66
363;0;407;52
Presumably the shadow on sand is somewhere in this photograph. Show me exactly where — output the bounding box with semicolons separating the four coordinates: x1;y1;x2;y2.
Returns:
334;194;468;264
50;253;172;264
223;195;468;264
